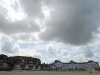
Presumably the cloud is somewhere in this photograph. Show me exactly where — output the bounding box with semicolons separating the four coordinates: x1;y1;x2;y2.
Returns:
94;52;100;64
18;49;43;59
0;0;100;65
81;46;93;57
47;45;55;55
0;13;40;34
1;0;100;46
39;0;100;45
0;36;19;54
47;44;68;59
0;0;41;35
56;47;68;56
11;33;37;42
18;0;42;17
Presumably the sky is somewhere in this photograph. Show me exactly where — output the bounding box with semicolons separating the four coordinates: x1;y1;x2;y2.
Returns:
0;0;100;65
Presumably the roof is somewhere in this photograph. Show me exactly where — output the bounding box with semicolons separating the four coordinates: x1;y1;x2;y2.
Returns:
54;60;61;63
8;56;40;60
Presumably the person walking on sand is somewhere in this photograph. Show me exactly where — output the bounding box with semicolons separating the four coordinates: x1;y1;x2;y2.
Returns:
89;65;92;74
89;68;92;74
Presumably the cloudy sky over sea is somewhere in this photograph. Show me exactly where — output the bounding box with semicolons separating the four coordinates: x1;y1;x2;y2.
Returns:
0;0;100;64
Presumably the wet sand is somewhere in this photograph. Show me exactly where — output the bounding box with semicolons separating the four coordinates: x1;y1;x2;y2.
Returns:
0;70;100;75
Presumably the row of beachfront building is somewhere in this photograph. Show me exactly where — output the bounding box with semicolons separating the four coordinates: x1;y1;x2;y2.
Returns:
0;54;99;71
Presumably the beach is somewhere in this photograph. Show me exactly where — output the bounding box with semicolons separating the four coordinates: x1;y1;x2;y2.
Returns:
0;70;100;75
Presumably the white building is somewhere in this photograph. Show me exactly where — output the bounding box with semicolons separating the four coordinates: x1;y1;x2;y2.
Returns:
87;60;99;69
51;60;99;71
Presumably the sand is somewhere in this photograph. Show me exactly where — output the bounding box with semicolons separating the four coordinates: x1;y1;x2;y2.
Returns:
0;70;100;75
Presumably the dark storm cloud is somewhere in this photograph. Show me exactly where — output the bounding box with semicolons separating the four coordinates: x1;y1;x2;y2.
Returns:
39;0;100;45
0;0;100;46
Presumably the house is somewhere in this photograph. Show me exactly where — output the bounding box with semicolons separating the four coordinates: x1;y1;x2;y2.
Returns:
0;54;11;71
41;63;50;71
0;54;41;71
8;56;41;70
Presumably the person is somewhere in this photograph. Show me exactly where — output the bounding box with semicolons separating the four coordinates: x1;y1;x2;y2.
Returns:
75;67;77;71
89;67;92;74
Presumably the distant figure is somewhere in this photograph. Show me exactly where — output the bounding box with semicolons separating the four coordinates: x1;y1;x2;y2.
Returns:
89;68;92;74
75;67;77;71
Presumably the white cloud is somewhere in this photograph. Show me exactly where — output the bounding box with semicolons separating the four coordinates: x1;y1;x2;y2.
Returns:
0;0;41;36
81;46;93;57
22;43;47;51
47;45;55;55
0;0;100;65
0;0;26;21
47;44;68;62
17;48;43;59
11;33;37;43
93;52;100;64
0;36;19;55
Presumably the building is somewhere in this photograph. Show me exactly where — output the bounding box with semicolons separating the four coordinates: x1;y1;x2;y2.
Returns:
0;54;99;71
0;54;8;67
0;54;11;71
87;60;99;69
50;60;99;71
41;63;50;71
0;54;41;71
8;56;41;70
49;63;56;71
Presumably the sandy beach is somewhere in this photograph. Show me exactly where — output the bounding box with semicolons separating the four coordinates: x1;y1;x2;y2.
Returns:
0;70;100;75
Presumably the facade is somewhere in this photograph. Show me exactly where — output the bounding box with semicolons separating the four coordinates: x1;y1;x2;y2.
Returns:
0;54;11;71
8;56;41;70
0;54;8;67
49;60;99;71
41;63;50;71
0;54;99;71
0;54;41;71
9;56;41;70
49;63;56;71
